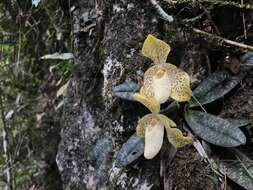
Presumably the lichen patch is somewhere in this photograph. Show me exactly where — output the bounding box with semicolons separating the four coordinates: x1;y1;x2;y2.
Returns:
102;55;124;110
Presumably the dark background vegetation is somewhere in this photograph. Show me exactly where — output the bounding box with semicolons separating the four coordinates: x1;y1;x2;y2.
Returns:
0;0;73;189
0;0;252;190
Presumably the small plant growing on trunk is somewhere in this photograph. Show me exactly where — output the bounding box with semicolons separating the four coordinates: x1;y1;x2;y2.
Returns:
114;34;250;165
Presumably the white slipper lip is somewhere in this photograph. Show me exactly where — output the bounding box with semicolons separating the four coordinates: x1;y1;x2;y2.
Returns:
144;121;164;159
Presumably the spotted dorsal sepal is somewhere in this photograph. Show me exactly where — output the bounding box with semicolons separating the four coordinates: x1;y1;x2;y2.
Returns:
141;34;171;64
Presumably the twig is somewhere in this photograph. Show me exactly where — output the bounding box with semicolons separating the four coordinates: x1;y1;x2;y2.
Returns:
201;5;221;35
149;0;253;51
192;95;207;113
169;0;253;10
223;167;227;190
241;0;247;39
193;28;253;51
149;0;174;23
182;12;205;23
241;64;253;66
0;93;15;190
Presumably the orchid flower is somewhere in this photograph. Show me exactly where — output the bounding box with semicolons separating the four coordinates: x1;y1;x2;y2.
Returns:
136;113;192;159
114;35;193;159
134;34;192;112
114;35;192;113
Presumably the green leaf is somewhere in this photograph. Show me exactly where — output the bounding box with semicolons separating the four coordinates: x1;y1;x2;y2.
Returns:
184;110;246;147
41;53;74;60
116;134;144;166
190;70;247;107
57;81;69;97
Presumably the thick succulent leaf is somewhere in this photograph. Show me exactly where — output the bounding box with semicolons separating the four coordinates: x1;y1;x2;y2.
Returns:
113;81;140;101
170;70;192;102
116;134;144;166
158;114;193;148
227;118;250;128
184;110;246;147
141;34;171;64
114;91;135;101
190;70;247;107
113;81;140;93
133;93;160;113
240;52;253;66
191;53;253;107
219;150;253;190
191;70;226;100
144;121;164;159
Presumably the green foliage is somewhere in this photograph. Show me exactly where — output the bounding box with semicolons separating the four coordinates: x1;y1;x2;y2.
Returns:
49;61;74;79
0;0;73;188
41;52;74;60
15;160;38;186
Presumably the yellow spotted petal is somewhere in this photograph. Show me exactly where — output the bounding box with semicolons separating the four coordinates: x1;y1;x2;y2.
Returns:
133;93;160;113
169;69;192;102
166;128;193;148
158;114;193;148
144;118;164;159
141;34;171;64
140;84;154;98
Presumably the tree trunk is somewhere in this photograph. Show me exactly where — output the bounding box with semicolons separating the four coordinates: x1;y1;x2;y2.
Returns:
56;1;214;189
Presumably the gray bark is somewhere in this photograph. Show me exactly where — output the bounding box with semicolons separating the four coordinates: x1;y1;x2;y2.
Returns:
56;1;213;189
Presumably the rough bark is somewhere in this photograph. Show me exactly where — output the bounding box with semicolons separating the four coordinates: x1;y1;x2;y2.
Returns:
56;1;214;189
